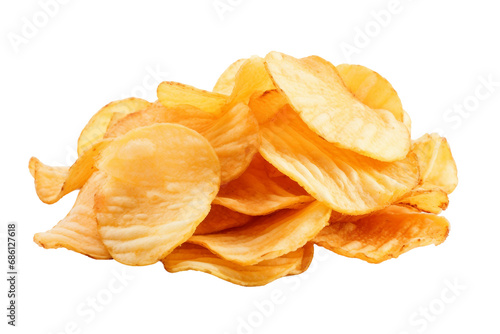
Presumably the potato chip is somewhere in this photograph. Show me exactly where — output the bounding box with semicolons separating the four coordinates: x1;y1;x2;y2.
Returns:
95;123;221;265
34;172;111;259
248;89;288;124
194;205;252;235
260;106;419;215
157;81;227;115
314;206;450;263
265;52;410;161
30;140;110;204
397;189;449;214
213;154;314;215
162;243;313;287
213;58;246;95
336;64;412;132
189;201;331;265
77;98;150;156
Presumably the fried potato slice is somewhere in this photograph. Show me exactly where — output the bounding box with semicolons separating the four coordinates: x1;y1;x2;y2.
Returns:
194;205;252;235
189;201;331;266
213;58;246;95
397;189;449;214
29;140;110;204
265;52;410;161
95;123;221;265
162;243;313;287
412;133;458;194
259;106;419;215
34;172;111;259
314;206;450;263
337;64;411;132
77;98;150;156
248;89;288;124
157;82;227;115
213;154;314;215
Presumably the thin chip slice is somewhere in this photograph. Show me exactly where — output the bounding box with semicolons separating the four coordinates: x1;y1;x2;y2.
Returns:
265;52;410;161
412;133;458;194
314;206;450;263
397;189;449;214
213;58;246;95
30;140;111;204
213;154;314;216
248;89;288;124
162;243;313;287
157;82;227;116
194;205;252;235
189;201;331;266
34;172;111;259
336;63;411;132
260;106;419;215
95;123;220;265
77;98;150;156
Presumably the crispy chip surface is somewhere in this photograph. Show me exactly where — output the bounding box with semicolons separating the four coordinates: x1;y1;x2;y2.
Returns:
259;106;419;215
213;58;246;95
265;52;410;161
194;205;252;235
34;172;111;259
77;98;150;156
314;206;450;263
189;201;331;265
162;243;313;287
248;89;288;124
397;189;449;214
95;123;221;265
214;154;313;215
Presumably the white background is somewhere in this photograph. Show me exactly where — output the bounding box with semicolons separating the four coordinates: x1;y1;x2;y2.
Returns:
1;0;499;333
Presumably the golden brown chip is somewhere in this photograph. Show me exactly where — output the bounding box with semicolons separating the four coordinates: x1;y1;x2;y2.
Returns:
34;172;111;259
194;205;252;235
213;58;246;95
397;189;449;214
265;52;410;161
248;89;288;124
213;154;313;215
314;206;450;263
260;106;419;215
77;98;150;156
337;63;411;132
30;140;110;204
95;123;221;266
189;201;331;266
157;81;227;115
162;243;313;287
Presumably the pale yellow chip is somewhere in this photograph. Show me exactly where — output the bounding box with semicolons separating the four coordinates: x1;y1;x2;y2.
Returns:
265;52;410;161
95;123;221;265
189;201;331;266
314;205;450;263
157;81;227;116
260;106;419;215
77;98;150;156
213;58;246;95
34;172;111;259
397;189;449;214
194;205;252;235
214;154;314;215
337;63;411;132
248;89;288;124
29;140;110;204
162;243;313;287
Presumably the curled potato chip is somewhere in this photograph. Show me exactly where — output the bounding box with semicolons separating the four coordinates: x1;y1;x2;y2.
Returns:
30;140;110;204
248;89;288;124
162;243;313;287
77;98;150;156
34;172;111;259
260;106;419;215
157;81;227;115
397;189;449;214
213;154;314;216
265;52;410;161
213;58;246;95
189;201;331;266
314;206;450;263
194;205;252;235
95;123;221;265
337;63;411;132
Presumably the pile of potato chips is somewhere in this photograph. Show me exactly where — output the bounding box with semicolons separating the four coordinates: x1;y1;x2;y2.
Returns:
30;52;457;286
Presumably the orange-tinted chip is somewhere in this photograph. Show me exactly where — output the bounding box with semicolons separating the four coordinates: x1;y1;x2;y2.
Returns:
248;89;288;124
194;205;252;235
397;189;449;214
213;58;246;95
